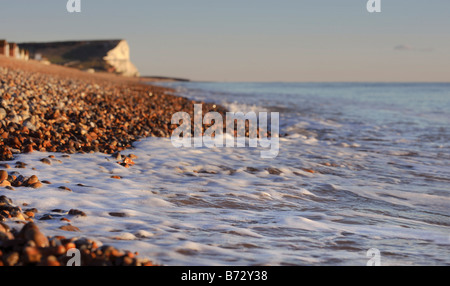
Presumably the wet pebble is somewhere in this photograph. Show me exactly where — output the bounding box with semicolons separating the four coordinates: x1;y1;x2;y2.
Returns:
40;158;52;165
39;214;54;221
109;212;128;218
58;186;72;192
59;225;80;232
68;209;86;217
0;170;8;181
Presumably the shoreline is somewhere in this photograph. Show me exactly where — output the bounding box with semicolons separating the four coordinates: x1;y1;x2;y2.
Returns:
0;56;225;266
0;55;228;158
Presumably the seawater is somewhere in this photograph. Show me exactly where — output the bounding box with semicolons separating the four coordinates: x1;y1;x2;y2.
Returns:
152;82;450;265
4;82;449;266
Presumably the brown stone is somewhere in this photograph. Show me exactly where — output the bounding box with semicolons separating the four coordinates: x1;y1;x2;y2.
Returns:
40;158;52;165
68;209;86;217
59;225;80;232
14;212;26;221
44;256;60;266
0;222;9;233
0;170;8;181
123;157;134;165
58;186;72;192
109;212;128;218
4;252;19;266
23;247;42;264
15;162;27;169
25;211;35;218
30;182;43;189
26;175;40;185
128;154;138;159
18;222;49;248
24;145;34;153
39;214;53;221
0;180;11;187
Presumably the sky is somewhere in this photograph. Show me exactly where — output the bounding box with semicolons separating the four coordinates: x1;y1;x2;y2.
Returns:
0;0;449;82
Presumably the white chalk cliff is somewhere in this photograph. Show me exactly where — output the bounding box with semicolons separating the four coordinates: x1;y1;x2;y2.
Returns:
18;40;140;77
103;40;140;77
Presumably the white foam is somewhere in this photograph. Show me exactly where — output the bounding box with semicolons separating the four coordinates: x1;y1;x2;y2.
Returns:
1;134;449;266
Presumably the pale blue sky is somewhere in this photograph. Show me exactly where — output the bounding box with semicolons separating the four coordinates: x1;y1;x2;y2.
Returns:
1;0;449;81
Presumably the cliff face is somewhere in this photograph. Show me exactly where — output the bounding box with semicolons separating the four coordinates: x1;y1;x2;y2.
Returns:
18;40;140;77
103;40;140;77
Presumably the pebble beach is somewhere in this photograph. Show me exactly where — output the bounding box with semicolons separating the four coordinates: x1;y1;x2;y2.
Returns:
0;55;224;266
1;55;449;267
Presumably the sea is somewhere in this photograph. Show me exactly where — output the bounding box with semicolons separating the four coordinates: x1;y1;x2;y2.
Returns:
4;82;450;265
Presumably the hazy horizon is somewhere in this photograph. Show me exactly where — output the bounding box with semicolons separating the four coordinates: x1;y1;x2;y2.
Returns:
1;0;449;82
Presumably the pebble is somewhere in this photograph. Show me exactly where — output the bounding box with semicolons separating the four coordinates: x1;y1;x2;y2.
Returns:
112;152;122;160
0;108;6;121
40;158;52;165
43;255;60;266
109;212;128;218
128;154;138;159
0;60;226;161
18;222;50;248
0;222;9;233
23;247;42;264
0;170;8;181
302;168;316;174
26;175;39;185
0;196;156;266
267;167;282;175
39;214;54;221
30;182;43;189
58;186;72;192
4;252;19;266
0;58;212;266
15;162;27;169
24;211;35;218
59;225;80;232
0;180;11;187
68;209;86;217
25;208;38;214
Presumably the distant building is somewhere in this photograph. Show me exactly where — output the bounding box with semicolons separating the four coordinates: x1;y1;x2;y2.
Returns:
0;40;9;57
9;43;20;58
0;40;29;61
